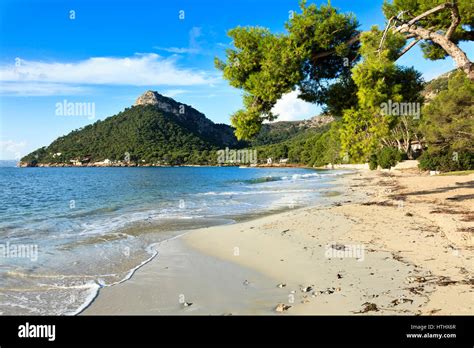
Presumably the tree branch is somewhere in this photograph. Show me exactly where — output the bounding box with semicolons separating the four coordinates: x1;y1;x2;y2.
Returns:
378;17;394;54
310;2;471;79
313;33;361;60
446;2;460;39
404;3;451;27
395;24;473;79
315;3;455;60
397;39;420;59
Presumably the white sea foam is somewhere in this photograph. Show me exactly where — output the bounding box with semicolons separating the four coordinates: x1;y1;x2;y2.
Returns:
66;282;102;315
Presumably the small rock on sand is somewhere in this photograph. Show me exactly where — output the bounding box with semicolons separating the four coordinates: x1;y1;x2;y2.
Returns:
360;302;379;313
391;298;414;306
321;287;336;295
405;276;426;284
275;303;292;312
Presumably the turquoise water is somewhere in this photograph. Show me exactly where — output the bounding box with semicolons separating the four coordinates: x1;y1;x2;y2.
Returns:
0;166;346;315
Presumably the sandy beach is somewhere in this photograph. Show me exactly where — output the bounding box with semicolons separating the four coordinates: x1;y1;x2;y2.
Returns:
84;169;473;315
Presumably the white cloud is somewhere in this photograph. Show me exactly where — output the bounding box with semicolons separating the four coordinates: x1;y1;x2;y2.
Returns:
271;90;321;121
0;53;217;96
0;140;26;160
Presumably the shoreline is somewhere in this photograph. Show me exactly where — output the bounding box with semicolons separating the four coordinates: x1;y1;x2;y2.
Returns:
84;169;473;315
16;162;318;169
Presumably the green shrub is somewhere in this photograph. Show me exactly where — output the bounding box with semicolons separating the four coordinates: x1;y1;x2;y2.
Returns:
369;153;378;170
376;147;402;169
418;150;473;172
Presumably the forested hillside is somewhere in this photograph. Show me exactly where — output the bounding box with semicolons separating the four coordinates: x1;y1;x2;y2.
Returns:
21;104;234;166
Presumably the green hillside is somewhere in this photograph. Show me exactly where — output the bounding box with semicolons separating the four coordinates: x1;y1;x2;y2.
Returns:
21;104;234;166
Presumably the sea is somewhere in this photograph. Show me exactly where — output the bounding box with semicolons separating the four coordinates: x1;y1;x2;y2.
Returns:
0;164;349;315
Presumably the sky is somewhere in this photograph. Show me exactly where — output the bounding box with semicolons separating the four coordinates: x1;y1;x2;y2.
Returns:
0;0;472;159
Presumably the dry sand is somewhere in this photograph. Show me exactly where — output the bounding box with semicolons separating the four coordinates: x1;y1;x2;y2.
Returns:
84;169;473;315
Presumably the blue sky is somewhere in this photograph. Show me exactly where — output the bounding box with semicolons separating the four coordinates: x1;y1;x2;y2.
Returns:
0;0;472;159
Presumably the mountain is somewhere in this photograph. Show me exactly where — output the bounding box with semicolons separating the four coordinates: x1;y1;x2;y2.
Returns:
134;91;239;147
422;70;453;102
20;91;243;166
249;114;335;146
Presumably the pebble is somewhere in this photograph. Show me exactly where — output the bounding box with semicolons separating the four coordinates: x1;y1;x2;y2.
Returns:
321;287;336;295
275;303;292;312
405;276;426;284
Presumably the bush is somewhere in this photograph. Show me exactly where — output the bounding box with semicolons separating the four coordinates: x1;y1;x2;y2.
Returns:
369;153;378;170
367;147;403;170
376;147;402;169
418;150;473;172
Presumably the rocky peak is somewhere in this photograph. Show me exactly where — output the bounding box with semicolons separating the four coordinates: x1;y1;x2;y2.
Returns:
133;90;239;147
135;90;182;116
135;90;161;106
298;114;335;128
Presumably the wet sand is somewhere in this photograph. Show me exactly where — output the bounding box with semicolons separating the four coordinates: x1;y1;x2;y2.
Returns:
83;236;287;315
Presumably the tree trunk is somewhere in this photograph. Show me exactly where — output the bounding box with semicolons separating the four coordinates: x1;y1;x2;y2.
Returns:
396;139;402;151
397;24;474;80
